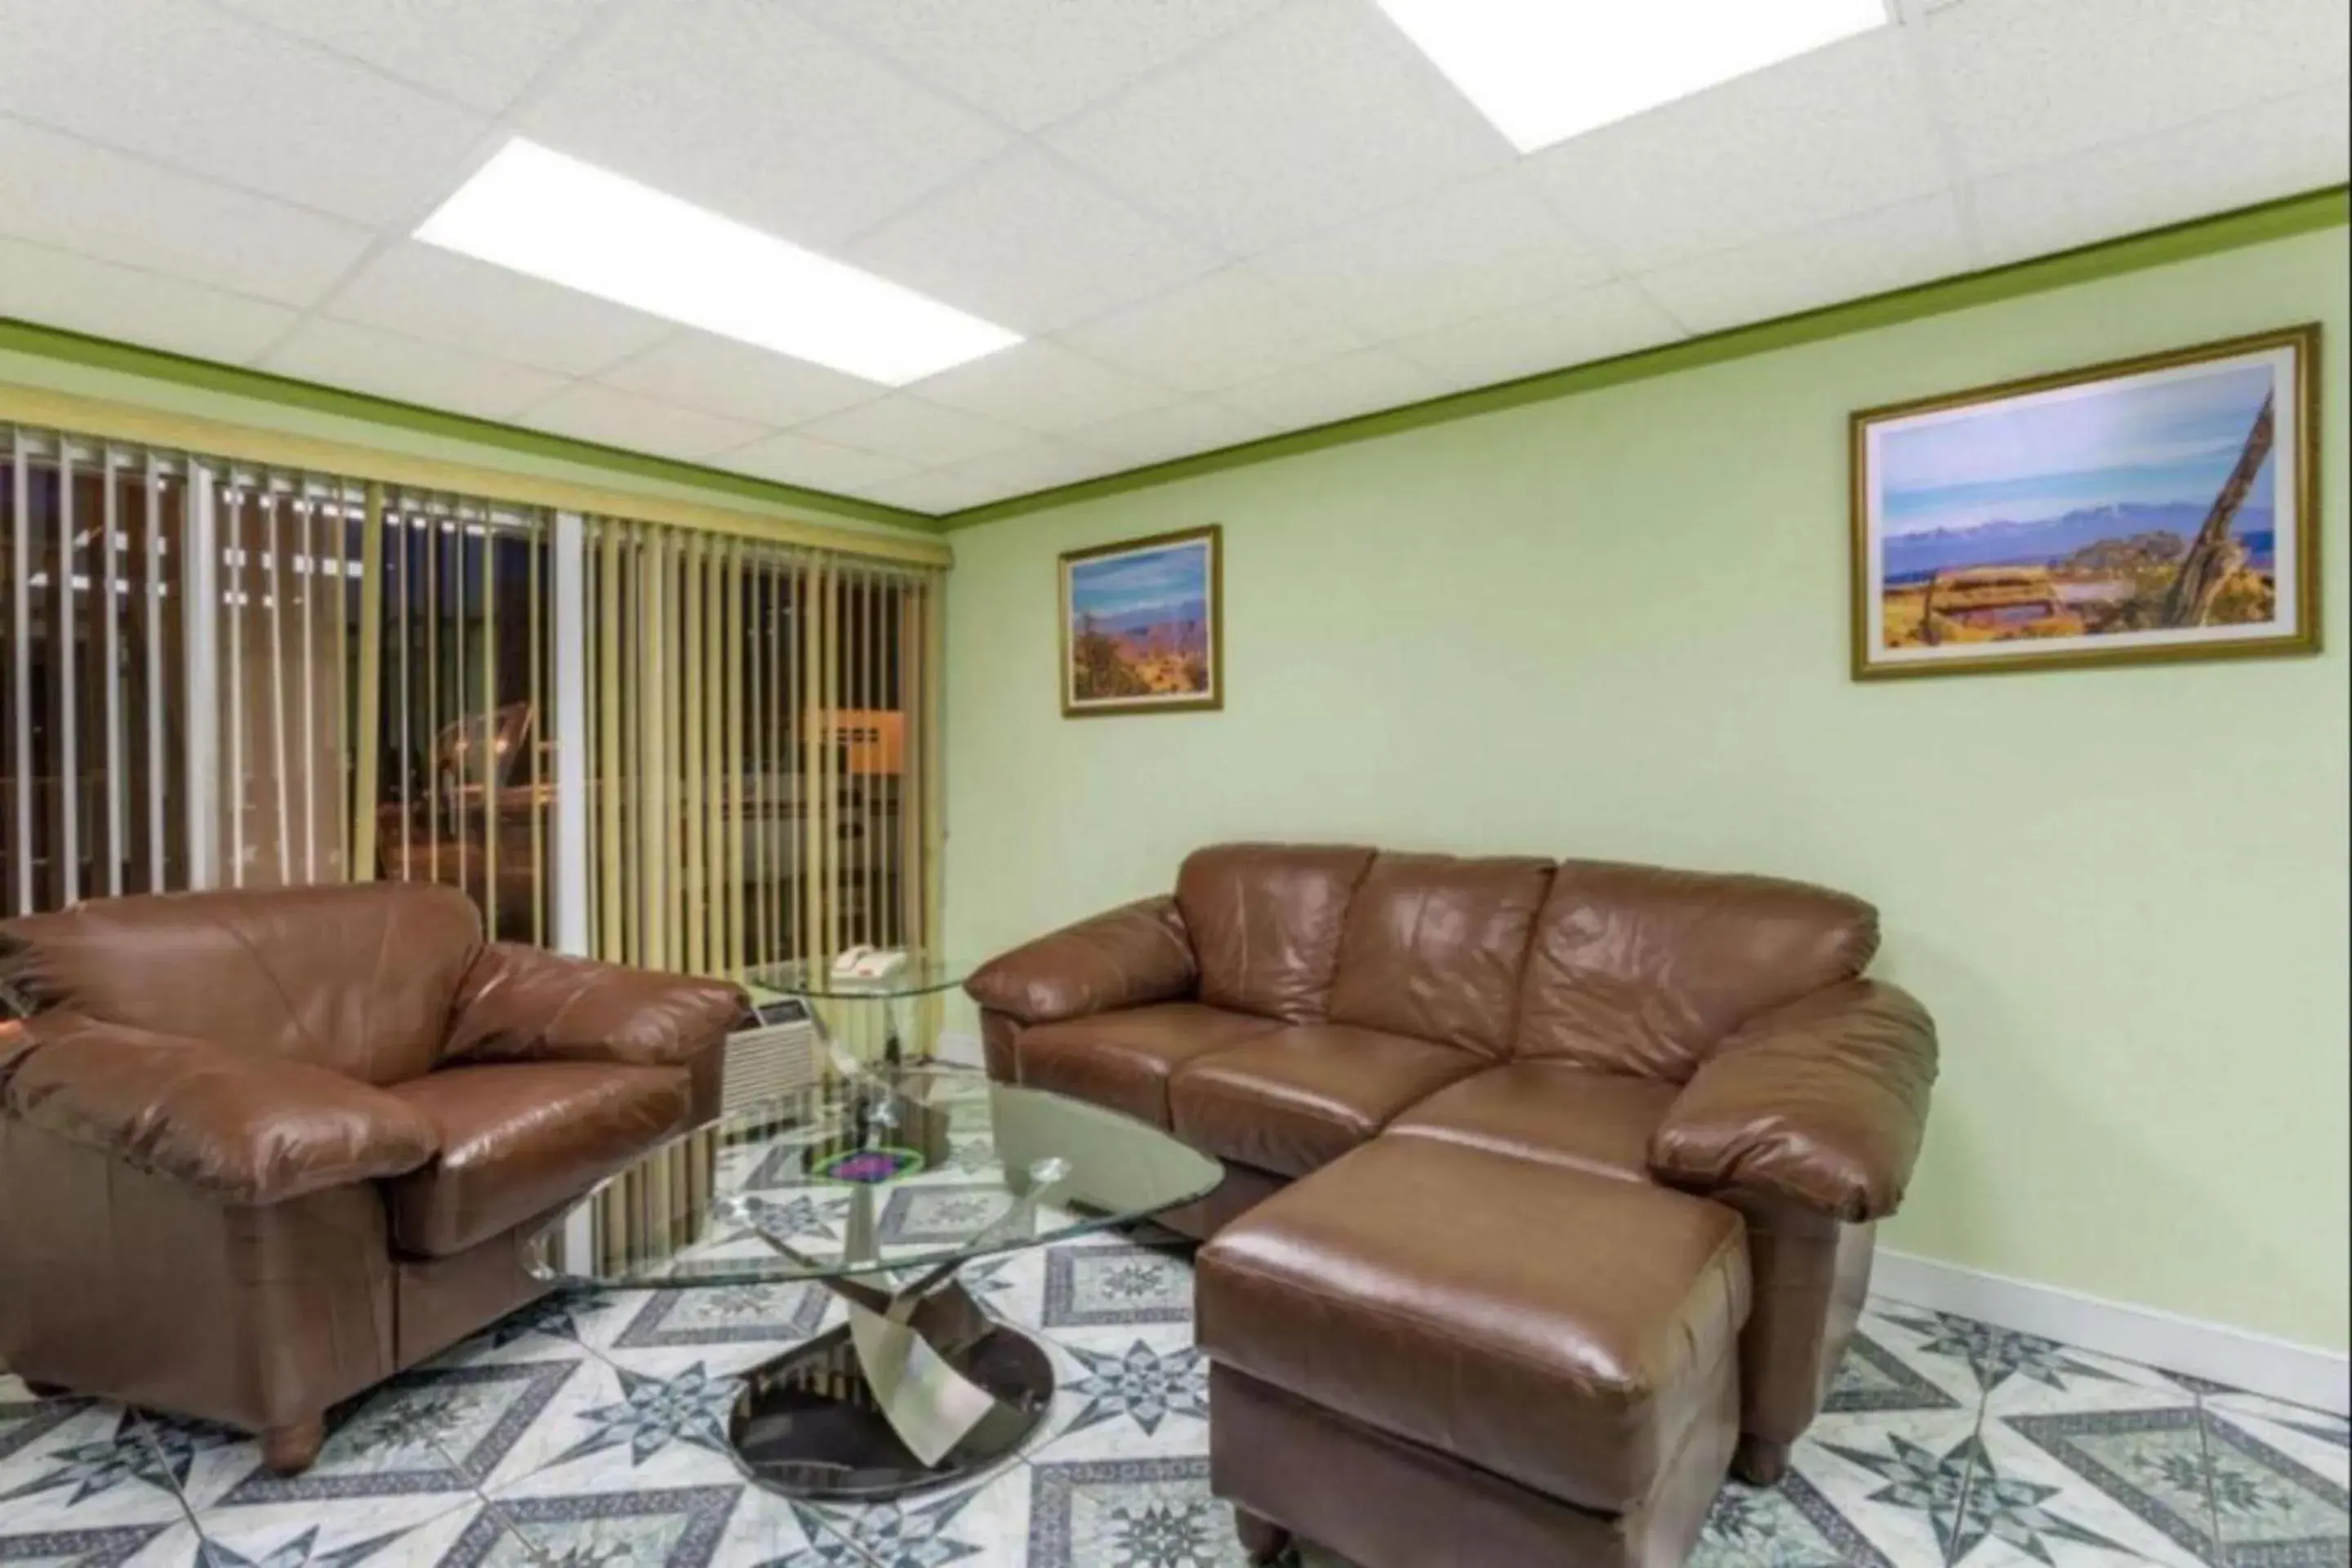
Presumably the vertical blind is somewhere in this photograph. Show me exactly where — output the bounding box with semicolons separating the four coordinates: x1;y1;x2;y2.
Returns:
577;516;944;1264
359;490;554;946
1;420;944;1001
581;517;940;977
2;430;194;910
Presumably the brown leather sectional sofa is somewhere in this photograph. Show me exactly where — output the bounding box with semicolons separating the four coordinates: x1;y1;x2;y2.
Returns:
0;883;742;1472
969;843;1938;1568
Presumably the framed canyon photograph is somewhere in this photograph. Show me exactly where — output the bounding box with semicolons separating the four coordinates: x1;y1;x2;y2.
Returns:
1060;524;1223;717
1851;324;2319;680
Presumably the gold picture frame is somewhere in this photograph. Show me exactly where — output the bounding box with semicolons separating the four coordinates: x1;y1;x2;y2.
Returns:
1059;524;1223;718
1851;323;2320;680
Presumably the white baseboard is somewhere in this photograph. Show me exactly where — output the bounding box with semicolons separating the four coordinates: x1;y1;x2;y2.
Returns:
1870;1250;2349;1415
933;1029;985;1069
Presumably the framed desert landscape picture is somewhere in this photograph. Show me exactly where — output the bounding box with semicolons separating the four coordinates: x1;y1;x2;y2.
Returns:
1060;524;1223;717
1852;324;2319;680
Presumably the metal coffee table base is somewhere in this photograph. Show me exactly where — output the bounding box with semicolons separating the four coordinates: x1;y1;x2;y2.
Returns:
728;1281;1054;1501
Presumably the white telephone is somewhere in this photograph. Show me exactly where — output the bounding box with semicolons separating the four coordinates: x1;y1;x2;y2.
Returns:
831;944;908;982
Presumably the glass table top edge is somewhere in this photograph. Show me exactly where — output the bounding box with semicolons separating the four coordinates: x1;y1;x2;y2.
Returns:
526;1064;1220;1290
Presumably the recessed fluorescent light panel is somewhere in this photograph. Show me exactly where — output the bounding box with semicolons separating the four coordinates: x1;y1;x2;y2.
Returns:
416;139;1019;385
1376;0;1891;153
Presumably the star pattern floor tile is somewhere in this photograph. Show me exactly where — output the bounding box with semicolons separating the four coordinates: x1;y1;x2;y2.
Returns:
2;1228;2341;1567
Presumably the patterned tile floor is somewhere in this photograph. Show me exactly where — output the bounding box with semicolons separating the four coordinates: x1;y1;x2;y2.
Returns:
3;1227;2344;1567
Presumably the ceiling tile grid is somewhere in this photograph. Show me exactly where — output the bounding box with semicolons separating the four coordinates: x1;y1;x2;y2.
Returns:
0;0;492;227
0;0;2343;514
514;0;1012;252
1040;0;1517;256
519;381;771;463
324;242;675;378
1392;280;1692;390
261;317;571;421
0;117;375;306
0;234;300;363
1062;265;1374;394
1518;28;1954;274
595;331;891;430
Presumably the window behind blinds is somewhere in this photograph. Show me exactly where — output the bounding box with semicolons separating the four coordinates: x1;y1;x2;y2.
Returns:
0;422;944;1003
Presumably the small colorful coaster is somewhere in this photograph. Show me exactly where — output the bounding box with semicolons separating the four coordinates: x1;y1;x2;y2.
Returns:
810;1146;926;1185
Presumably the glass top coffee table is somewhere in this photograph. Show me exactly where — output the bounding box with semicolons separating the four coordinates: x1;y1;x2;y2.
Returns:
528;1064;1219;1501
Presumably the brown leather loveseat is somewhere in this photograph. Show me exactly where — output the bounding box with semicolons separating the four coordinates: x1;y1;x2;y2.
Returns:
0;883;742;1472
969;844;1937;1566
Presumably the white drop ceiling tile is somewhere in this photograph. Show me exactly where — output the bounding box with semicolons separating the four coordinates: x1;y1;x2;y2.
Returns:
795;394;1035;467
1218;347;1454;434
793;0;1285;131
1061;268;1370;394
1392;282;1688;390
1524;28;1949;274
598;332;888;429
1971;83;2352;267
1075;397;1277;468
1043;0;1514;255
0;237;296;363
1919;0;2352;177
858;466;1021;515
1637;196;1971;336
261;318;569;421
907;341;1183;436
928;439;1129;504
519;0;1009;250
0;0;489;226
719;431;921;496
0;120;372;307
327;242;674;378
1248;167;1618;341
843;149;1226;336
212;0;607;113
519;383;771;462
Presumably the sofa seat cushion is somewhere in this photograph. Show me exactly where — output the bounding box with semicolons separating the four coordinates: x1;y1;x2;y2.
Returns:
1017;1004;1282;1128
383;1062;689;1258
1168;1024;1484;1178
1196;1137;1748;1515
1387;1062;1677;1184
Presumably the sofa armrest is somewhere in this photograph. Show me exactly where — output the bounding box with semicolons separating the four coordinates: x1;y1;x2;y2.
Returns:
1;1012;439;1205
1650;981;1937;1223
444;942;746;1071
965;896;1196;1027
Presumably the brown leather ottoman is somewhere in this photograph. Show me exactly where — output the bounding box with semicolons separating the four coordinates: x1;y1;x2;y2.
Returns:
1196;1138;1750;1568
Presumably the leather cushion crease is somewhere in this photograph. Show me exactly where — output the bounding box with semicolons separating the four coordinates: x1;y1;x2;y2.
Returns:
0;882;486;1085
1169;1023;1486;1178
965;895;1197;1026
3;1011;439;1204
1327;852;1555;1056
384;1062;692;1258
1175;843;1376;1024
1016;1002;1281;1127
447;942;747;1069
1512;859;1880;1081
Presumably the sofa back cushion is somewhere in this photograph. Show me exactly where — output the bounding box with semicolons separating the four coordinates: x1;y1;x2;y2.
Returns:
1512;860;1878;1080
1328;852;1553;1055
1175;844;1374;1023
0;883;485;1086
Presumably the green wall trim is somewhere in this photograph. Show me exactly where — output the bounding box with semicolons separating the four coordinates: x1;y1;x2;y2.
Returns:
7;186;2342;538
0;315;940;533
941;184;2352;530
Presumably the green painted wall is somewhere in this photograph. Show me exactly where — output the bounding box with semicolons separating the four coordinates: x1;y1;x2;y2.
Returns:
942;226;2351;1352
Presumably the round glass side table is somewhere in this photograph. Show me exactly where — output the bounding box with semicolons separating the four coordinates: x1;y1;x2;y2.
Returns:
745;953;974;1073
